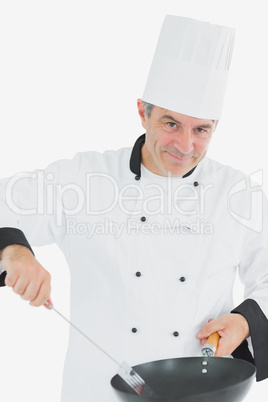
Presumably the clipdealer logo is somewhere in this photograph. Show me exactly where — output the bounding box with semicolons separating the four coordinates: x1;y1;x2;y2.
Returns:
5;169;265;234
65;217;214;238
227;170;263;232
5;170;214;227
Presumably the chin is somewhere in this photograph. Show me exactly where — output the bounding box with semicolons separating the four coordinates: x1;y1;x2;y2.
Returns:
162;167;188;177
165;162;193;175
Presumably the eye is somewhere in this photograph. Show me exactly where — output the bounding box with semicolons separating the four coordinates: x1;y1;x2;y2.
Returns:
195;127;206;134
166;122;177;128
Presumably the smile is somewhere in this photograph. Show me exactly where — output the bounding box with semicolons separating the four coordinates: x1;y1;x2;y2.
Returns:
165;151;193;162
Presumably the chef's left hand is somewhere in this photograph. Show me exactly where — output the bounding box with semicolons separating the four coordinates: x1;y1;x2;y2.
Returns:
196;313;250;357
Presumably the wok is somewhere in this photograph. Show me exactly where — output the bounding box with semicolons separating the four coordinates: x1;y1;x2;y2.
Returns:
0;272;256;401
111;356;256;402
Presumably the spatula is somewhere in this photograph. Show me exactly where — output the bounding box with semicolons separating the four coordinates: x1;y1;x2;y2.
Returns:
45;301;157;397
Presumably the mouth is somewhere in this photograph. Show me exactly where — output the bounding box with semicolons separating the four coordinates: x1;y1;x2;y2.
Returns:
165;151;193;162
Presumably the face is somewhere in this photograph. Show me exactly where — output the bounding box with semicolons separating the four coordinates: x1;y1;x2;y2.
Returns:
137;99;216;177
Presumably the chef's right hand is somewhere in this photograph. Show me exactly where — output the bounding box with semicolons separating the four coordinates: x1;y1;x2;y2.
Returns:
0;244;53;308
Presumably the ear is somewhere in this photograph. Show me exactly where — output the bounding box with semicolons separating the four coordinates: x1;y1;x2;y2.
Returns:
137;98;147;130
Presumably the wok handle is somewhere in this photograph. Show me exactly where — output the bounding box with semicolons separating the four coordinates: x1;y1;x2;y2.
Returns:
201;332;220;357
207;332;220;349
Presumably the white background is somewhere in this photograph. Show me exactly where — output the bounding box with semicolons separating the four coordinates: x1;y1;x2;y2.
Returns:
0;0;267;401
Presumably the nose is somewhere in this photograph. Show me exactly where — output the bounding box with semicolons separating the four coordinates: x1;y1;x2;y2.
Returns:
174;128;194;155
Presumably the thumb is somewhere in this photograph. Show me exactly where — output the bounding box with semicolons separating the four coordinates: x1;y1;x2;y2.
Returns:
196;319;219;339
214;336;229;357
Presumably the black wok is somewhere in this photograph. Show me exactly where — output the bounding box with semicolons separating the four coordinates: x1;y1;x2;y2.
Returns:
0;272;256;401
111;356;256;402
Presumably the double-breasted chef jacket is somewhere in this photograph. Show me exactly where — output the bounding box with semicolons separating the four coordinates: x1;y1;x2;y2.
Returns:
1;134;268;401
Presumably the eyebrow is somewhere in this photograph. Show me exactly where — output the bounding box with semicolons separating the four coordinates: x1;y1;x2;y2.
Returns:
161;115;214;129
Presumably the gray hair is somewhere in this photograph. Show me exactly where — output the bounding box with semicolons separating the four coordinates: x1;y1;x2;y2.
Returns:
142;100;218;130
142;101;155;118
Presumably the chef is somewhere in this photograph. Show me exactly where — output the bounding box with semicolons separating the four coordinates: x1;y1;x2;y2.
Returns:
0;15;268;402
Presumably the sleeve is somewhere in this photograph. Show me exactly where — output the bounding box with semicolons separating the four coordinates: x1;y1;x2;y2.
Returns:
0;271;7;287
231;299;268;381
231;193;268;381
0;227;34;254
0;227;35;288
0;159;69;287
0;159;69;247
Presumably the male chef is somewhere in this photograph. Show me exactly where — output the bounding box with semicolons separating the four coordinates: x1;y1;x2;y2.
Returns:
0;15;268;402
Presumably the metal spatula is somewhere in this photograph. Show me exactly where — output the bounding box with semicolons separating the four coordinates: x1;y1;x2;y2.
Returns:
45;301;157;397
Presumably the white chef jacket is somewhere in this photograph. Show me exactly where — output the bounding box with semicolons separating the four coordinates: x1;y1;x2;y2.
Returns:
0;135;268;401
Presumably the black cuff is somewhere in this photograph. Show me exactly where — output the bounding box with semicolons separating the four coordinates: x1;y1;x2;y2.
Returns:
0;271;7;287
0;227;34;288
231;299;268;381
0;227;34;254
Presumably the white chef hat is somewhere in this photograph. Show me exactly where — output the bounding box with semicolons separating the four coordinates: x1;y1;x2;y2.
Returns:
142;15;235;120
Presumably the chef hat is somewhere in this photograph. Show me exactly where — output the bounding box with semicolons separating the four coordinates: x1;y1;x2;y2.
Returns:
142;15;235;120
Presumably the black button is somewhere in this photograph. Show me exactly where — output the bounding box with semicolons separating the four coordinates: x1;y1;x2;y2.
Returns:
193;181;199;187
136;271;142;277
131;328;138;333
173;331;179;337
135;175;140;180
141;216;146;222
179;276;186;282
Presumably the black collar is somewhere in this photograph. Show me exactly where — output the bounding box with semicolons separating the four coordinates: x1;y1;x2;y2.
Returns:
129;134;197;179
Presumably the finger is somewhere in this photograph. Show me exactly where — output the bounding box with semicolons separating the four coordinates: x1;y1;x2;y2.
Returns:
201;319;214;341
215;337;231;357
215;330;241;357
196;319;214;345
200;338;208;346
196;319;223;339
4;270;20;288
29;279;51;307
20;279;42;301
12;276;30;296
